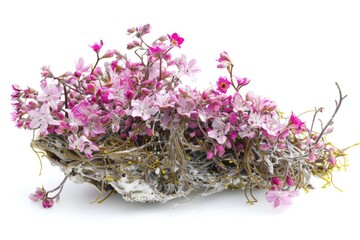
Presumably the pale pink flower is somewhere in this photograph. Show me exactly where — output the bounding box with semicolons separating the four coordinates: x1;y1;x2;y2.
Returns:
208;117;230;144
68;134;99;158
29;187;45;201
154;92;176;108
175;54;201;80
28;104;60;134
266;189;299;208
176;97;196;118
130;96;159;121
232;93;249;113
246;92;277;113
74;58;91;78
247;112;266;129
83;114;106;138
216;51;231;69
37;82;62;109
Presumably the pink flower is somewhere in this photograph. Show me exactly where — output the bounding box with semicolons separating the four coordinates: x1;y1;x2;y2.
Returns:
68;134;99;158
217;77;231;93
28;104;60;135
328;147;336;165
208;117;230;144
83;114;106;138
90;40;103;54
42;198;54;208
271;176;281;186
136;24;151;36
74;58;91;78
176;97;196;118
286;175;294;186
29;187;46;201
266;189;299;208
37;82;62;110
216;51;231;68
289;112;305;134
236;77;250;87
168;33;184;48
175;54;201;80
130;96;159;121
154;92;176;109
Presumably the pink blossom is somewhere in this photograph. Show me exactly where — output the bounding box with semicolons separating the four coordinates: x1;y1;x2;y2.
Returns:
101;49;115;59
232;93;248;113
208;117;230;144
71;100;98;123
266;189;299;208
154;92;176;108
247;112;266;129
130;96;159;121
309;149;316;162
175;54;201;80
28;104;60;135
289;112;305;134
136;24;151;36
83;114;106;138
176;97;196;118
216;144;225;157
29;187;45;201
328;147;336;165
216;51;231;68
42;198;54;208
90;40;103;54
74;58;91;78
271;177;281;186
168;33;184;48
236;77;250;87
68;134;99;158
246;92;277;113
286;175;294;186
37;82;62;109
217;77;231;93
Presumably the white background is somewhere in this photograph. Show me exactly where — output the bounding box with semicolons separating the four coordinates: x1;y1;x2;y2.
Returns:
1;0;360;239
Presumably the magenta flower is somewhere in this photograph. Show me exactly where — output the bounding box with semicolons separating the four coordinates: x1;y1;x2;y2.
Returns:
90;40;104;54
168;33;184;48
217;77;231;93
289;112;305;134
266;189;299;208
42;198;54;208
28;104;60;135
208;117;230;144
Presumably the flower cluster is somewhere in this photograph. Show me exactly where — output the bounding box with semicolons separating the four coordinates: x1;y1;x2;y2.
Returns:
11;24;347;208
